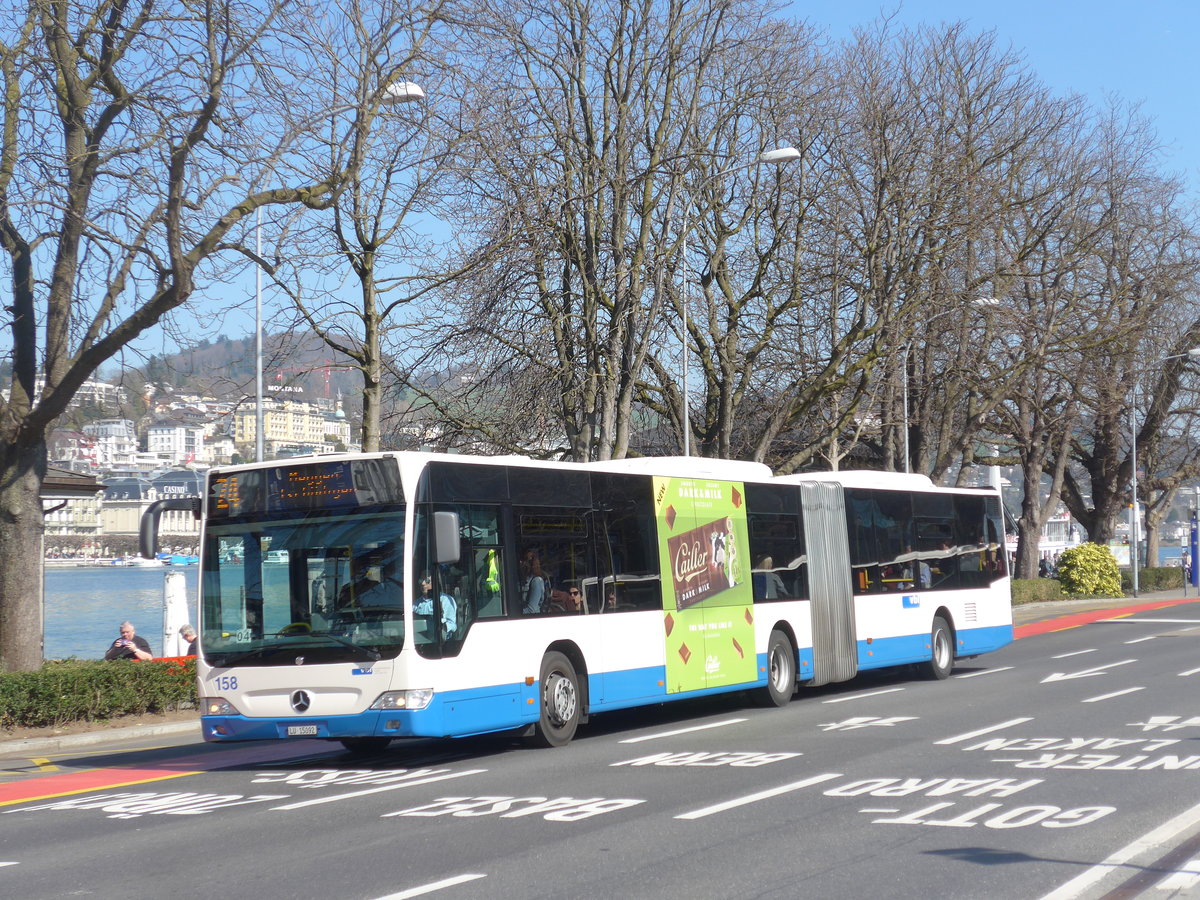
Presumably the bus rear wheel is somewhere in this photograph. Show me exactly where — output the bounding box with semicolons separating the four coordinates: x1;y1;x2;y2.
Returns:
533;651;580;747
757;629;796;707
926;616;954;680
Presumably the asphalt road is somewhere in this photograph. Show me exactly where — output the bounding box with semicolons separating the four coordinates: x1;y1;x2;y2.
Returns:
2;594;1198;900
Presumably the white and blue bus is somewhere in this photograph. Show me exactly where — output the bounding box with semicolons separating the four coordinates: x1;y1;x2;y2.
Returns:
141;452;1012;751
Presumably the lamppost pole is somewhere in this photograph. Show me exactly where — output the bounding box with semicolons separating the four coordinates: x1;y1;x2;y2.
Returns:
677;146;800;456
255;207;264;463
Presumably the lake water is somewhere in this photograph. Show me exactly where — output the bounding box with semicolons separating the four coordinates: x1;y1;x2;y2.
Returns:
44;565;199;660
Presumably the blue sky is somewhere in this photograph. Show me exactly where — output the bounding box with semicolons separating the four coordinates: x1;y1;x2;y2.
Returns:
795;0;1200;193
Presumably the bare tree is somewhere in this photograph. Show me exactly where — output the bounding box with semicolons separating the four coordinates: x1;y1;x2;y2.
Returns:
259;0;464;453
1057;105;1200;546
0;0;409;671
424;0;792;460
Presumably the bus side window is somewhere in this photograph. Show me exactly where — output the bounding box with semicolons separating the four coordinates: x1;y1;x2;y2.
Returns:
450;506;506;622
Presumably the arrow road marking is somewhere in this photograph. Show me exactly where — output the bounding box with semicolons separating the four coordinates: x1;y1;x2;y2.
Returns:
1041;659;1137;683
935;717;1034;746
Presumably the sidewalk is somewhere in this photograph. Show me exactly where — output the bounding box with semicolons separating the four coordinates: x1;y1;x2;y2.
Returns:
0;713;200;757
1013;589;1199;633
4;591;1198;758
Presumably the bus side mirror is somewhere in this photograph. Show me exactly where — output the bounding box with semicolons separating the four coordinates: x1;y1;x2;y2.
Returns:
433;510;461;564
139;497;202;559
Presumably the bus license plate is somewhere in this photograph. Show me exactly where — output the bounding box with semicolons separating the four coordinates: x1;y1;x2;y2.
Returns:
287;725;318;736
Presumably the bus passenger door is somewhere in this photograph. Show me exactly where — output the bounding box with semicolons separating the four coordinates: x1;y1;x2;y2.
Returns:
800;482;857;686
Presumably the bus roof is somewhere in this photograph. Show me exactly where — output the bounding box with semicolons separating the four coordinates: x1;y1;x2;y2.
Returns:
209;451;993;495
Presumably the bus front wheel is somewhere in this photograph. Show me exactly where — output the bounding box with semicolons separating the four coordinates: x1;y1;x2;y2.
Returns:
926;616;954;680
757;629;796;707
533;651;580;747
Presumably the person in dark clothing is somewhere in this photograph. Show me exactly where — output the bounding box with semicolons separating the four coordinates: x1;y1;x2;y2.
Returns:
181;623;198;656
104;621;153;660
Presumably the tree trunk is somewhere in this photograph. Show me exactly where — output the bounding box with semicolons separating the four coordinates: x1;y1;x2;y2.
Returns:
0;444;48;671
1014;517;1044;581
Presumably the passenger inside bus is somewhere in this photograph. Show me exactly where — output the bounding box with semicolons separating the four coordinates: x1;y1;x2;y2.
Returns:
415;571;457;636
519;548;547;614
336;544;402;610
752;556;788;599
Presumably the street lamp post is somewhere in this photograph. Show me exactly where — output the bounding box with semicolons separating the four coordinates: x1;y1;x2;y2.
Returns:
900;298;1000;474
253;78;424;463
1129;346;1200;596
677;146;800;456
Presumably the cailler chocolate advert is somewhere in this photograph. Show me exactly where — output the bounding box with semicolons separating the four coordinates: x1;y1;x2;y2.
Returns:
666;516;740;611
654;476;756;694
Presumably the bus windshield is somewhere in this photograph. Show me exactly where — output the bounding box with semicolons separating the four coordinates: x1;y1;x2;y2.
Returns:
200;506;406;666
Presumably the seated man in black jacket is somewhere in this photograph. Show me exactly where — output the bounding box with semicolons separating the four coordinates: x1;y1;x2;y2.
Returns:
104;621;153;660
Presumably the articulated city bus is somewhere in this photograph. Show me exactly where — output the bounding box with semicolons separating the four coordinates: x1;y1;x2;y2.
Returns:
141;452;1012;751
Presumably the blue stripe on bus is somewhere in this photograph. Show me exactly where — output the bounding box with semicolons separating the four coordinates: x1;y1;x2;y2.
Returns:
199;623;1012;742
854;623;1013;671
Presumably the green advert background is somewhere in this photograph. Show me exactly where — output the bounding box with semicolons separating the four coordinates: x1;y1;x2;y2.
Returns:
654;476;756;693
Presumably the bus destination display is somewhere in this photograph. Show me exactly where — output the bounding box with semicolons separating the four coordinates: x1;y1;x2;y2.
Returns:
208;458;403;518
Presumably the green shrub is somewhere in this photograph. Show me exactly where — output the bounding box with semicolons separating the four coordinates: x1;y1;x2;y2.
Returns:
1056;543;1122;598
0;658;196;731
1011;578;1064;604
1119;566;1184;593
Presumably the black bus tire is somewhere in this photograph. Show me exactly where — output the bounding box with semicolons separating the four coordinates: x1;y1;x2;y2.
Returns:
757;629;796;707
926;616;954;680
533;651;580;747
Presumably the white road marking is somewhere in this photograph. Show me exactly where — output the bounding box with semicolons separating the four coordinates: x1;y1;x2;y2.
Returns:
1180;666;1200;677
934;718;1034;746
272;769;487;810
1041;659;1137;683
1100;618;1200;625
675;773;841;820
1155;857;1200;891
0;862;17;868
618;718;747;743
821;687;905;704
1040;798;1200;900
1124;636;1157;644
1082;687;1145;703
954;667;1013;679
1052;649;1097;659
373;873;487;899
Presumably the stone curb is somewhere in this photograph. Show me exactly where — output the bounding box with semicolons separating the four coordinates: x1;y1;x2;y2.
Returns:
0;719;199;757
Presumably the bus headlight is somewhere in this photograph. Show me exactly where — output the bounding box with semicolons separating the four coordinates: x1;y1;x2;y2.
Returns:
199;697;241;716
370;689;433;711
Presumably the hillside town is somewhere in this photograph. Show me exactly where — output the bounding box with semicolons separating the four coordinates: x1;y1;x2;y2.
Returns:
39;377;357;560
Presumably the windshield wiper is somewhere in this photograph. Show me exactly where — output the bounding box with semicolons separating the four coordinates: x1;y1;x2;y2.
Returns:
209;631;383;666
209;645;290;667
302;630;383;661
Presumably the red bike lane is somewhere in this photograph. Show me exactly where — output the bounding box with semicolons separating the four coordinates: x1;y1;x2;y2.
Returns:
0;739;331;808
1015;595;1200;639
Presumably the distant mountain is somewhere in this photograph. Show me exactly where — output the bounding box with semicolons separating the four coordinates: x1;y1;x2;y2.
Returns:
131;331;364;404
